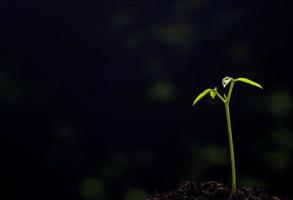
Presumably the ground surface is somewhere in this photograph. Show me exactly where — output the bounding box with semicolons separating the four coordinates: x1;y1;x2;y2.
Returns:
146;181;292;200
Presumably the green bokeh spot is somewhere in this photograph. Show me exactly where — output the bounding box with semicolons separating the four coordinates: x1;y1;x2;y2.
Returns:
79;178;105;200
266;90;293;117
263;151;289;172
147;82;176;103
154;23;195;47
124;189;146;200
201;145;227;166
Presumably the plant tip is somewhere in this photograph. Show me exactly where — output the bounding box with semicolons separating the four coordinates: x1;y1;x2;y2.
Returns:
222;77;233;88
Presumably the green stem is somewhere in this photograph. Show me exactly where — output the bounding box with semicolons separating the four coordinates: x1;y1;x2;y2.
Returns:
227;80;235;102
214;80;237;191
215;91;225;103
225;102;236;191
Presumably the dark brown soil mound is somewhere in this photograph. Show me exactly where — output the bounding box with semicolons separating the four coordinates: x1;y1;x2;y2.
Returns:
146;181;292;200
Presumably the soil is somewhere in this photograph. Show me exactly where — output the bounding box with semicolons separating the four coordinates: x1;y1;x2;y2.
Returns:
146;181;292;200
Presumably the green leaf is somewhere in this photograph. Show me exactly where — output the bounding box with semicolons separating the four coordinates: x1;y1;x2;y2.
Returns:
193;89;212;106
235;77;263;89
210;88;216;99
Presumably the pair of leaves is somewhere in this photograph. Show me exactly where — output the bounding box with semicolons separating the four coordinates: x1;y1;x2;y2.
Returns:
192;88;216;106
222;77;263;89
193;77;263;106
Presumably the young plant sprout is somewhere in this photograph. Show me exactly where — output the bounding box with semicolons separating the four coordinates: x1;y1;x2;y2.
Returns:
192;76;263;191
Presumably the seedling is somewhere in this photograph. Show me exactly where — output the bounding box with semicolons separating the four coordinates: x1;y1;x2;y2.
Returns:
192;76;263;191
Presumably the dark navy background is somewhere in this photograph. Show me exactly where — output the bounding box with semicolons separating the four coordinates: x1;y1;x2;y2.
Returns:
1;0;292;199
